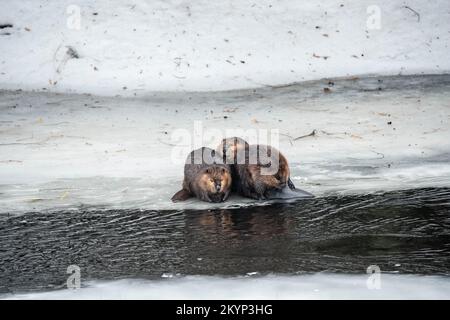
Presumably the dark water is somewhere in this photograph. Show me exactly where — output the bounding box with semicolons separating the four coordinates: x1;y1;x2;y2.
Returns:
1;187;450;294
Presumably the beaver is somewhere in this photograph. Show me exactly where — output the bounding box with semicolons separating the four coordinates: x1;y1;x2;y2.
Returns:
217;137;295;200
171;147;232;203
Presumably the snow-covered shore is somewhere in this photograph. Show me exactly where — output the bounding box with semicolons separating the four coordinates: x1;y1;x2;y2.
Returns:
2;0;450;302
1;75;449;214
4;274;450;300
1;0;449;95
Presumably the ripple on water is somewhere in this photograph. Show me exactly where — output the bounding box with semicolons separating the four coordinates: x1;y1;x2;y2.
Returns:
0;188;449;294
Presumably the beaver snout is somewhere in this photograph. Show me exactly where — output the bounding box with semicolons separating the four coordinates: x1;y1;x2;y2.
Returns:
215;182;222;192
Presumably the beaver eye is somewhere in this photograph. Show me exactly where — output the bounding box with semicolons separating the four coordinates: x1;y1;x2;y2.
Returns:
221;168;225;174
206;169;210;174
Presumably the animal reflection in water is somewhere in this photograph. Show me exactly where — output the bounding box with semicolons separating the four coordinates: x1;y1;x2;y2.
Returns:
185;207;291;242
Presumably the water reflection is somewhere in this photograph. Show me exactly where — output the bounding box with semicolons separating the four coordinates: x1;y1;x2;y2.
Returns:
188;208;290;240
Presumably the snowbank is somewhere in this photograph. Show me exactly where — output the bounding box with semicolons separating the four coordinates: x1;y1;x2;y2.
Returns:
4;274;450;300
0;0;449;95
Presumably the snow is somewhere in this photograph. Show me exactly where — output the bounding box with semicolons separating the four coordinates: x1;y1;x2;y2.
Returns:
1;1;450;300
3;274;450;300
0;75;449;214
1;1;449;213
0;0;449;95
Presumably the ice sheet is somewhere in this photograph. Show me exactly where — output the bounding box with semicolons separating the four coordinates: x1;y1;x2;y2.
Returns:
3;274;450;300
1;75;450;214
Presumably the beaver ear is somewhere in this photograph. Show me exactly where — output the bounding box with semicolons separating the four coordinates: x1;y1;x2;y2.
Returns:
171;189;192;202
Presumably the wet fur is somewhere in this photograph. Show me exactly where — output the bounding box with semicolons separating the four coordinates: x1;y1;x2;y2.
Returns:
171;147;232;203
217;137;295;200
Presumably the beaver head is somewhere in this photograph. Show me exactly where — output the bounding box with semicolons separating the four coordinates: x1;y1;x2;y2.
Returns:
217;137;250;165
198;165;232;202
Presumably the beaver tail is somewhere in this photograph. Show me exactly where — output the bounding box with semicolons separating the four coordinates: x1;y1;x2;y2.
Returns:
171;189;192;202
287;178;296;190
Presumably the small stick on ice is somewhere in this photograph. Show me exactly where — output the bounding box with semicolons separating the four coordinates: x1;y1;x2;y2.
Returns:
403;6;420;22
294;129;317;141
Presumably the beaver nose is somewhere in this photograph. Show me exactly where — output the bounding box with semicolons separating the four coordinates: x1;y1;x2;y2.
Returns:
215;182;221;192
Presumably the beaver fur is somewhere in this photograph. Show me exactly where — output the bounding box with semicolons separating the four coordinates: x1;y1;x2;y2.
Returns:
171;147;232;203
217;137;295;200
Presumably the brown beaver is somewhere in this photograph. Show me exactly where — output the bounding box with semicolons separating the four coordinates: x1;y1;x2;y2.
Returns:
171;147;232;203
217;137;295;200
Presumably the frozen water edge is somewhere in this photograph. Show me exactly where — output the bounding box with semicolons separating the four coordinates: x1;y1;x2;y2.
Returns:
3;274;450;300
1;75;450;214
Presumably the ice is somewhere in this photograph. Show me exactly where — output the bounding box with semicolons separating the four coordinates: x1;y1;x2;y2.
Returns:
3;274;450;300
2;0;449;300
1;75;450;214
0;1;449;95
